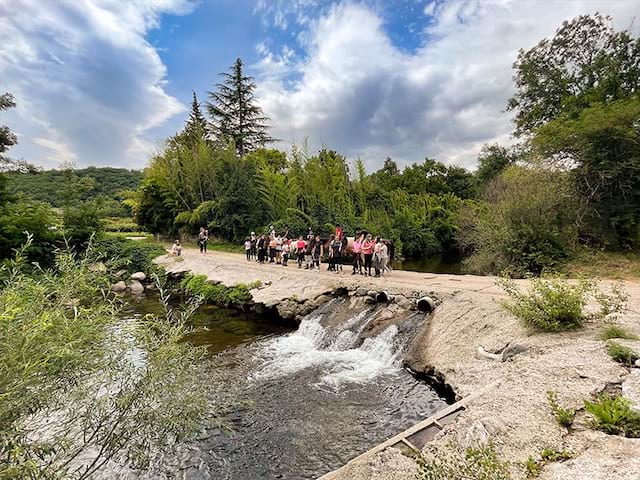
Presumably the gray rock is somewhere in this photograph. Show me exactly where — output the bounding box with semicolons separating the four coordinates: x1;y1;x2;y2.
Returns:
110;281;127;292
355;287;368;297
622;369;640;412
395;296;414;310
114;269;128;279
130;271;146;282
129;280;145;294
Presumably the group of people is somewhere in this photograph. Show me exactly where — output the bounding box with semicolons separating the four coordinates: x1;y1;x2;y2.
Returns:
243;225;393;277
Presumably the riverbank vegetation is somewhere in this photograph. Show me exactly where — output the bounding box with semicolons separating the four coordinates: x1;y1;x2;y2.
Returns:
0;239;208;479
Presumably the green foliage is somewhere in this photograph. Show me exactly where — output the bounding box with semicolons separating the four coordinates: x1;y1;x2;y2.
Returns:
547;391;576;427
540;449;573;462
180;273;254;307
606;341;640;367
584;395;640;437
525;449;574;478
507;13;640;135
475;144;518;186
498;278;591;332
5;167;142;210
94;237;166;275
416;440;510;480
525;456;541;478
599;325;638;341
0;197;60;266
458;166;578;276
207;58;275;156
0;92;18;165
0;240;207;479
533;97;640;250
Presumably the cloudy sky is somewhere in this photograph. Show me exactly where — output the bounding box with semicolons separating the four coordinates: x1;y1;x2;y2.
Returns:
1;0;638;171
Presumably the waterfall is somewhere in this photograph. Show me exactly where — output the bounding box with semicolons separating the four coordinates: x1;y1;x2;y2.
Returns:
252;300;406;388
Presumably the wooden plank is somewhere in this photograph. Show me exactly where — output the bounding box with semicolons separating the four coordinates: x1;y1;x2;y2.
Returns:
319;379;500;479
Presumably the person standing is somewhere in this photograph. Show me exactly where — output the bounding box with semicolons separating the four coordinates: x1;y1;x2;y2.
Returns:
312;234;323;271
244;237;251;261
328;234;336;271
373;237;382;277
250;231;257;260
352;232;363;275
257;234;266;264
296;236;306;268
380;240;391;275
198;227;208;254
305;235;314;269
362;234;375;276
282;238;291;266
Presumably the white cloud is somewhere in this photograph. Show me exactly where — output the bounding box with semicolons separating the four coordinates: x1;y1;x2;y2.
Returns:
255;0;640;170
0;0;196;168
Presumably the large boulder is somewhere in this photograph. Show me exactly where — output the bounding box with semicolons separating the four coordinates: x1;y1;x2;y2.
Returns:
128;280;145;295
111;281;127;292
130;272;146;282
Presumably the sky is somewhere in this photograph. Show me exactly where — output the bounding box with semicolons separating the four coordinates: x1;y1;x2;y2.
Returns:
1;0;639;172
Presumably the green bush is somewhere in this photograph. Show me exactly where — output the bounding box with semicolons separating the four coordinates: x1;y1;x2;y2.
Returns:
180;273;254;307
607;341;640;367
417;440;510;480
547;391;576;427
584;395;640;437
525;456;541;478
94;237;166;274
540;449;573;462
599;325;638;341
499;278;591;332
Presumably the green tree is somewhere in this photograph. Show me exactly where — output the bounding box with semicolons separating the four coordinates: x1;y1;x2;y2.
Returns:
475;144;518;186
457;165;578;276
60;167;103;247
533;97;640;249
507;13;640;135
206;58;275;156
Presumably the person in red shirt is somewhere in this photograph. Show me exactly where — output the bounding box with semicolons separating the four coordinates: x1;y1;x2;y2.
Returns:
335;224;343;241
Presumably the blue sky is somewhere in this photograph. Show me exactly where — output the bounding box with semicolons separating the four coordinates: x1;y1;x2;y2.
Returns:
1;0;639;171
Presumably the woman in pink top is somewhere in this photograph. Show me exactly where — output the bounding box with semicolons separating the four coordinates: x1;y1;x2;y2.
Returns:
362;234;375;276
352;232;364;275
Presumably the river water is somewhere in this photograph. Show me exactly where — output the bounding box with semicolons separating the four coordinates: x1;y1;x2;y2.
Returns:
120;295;447;480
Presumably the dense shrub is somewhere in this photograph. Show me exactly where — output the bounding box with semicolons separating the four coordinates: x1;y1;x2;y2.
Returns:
458;166;577;277
498;278;591;332
180;273;258;307
584;395;640;437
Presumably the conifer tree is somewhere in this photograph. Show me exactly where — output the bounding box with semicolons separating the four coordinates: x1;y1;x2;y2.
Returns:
178;91;207;147
206;58;275;156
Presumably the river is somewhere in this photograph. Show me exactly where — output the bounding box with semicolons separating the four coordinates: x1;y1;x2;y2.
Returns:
119;294;448;479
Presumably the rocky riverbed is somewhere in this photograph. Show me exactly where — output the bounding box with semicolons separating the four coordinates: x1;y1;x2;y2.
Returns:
156;249;640;480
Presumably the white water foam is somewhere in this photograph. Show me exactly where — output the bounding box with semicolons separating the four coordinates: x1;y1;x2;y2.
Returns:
252;311;401;387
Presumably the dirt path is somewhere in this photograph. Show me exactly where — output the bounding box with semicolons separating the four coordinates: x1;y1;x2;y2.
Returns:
157;248;640;480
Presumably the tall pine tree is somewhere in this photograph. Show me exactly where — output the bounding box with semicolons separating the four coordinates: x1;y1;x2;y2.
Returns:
178;91;207;147
207;58;275;156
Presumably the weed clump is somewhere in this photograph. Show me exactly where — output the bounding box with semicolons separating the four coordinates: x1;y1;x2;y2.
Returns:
547;391;576;427
416;440;510;480
584;395;640;438
599;325;638;341
606;341;640;367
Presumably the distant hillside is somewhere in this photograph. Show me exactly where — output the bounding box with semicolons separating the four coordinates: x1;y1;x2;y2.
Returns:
5;167;143;207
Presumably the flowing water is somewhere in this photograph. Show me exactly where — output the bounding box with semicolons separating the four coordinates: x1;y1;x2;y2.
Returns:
119;294;447;480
